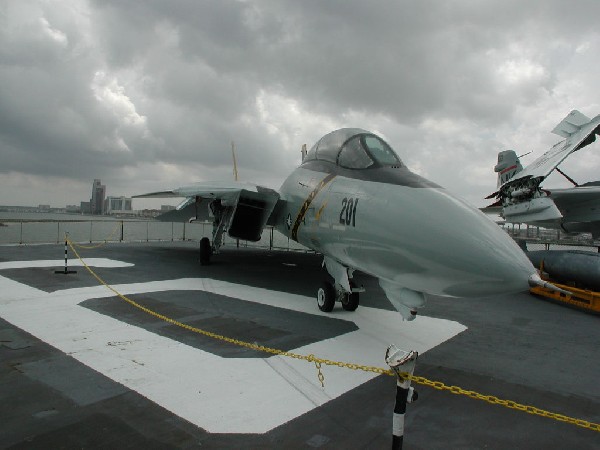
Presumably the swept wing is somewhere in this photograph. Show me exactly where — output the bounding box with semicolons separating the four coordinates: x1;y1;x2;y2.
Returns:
135;181;280;241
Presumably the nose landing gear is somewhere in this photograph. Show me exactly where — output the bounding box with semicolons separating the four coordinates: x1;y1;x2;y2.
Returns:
317;281;364;312
317;281;336;312
341;280;360;311
199;199;232;266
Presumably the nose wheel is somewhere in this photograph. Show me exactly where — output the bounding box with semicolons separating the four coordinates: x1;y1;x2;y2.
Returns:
317;281;335;312
317;280;360;312
341;288;359;311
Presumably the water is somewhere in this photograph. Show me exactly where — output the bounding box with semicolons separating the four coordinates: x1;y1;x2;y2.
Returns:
0;212;307;251
0;212;121;222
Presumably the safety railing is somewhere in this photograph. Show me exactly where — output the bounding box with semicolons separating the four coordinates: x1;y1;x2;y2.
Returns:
500;223;600;252
3;218;599;253
0;219;310;252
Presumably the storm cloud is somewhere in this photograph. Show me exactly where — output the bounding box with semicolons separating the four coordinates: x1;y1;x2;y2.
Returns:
1;0;599;207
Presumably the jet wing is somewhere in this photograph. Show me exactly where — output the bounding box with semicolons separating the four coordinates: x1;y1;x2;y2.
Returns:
548;186;600;221
134;181;276;203
135;181;281;241
549;186;600;202
507;111;600;185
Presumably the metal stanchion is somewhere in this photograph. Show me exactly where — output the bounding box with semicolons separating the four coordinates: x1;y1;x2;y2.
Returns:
55;233;77;275
385;345;418;450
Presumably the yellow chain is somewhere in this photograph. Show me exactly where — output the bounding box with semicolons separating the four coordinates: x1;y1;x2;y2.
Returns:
66;239;600;433
408;375;600;431
68;221;122;249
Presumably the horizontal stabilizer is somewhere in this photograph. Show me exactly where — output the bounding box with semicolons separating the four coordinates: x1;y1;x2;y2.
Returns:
551;110;591;138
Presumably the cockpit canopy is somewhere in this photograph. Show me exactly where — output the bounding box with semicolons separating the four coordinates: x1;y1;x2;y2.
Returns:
303;128;402;169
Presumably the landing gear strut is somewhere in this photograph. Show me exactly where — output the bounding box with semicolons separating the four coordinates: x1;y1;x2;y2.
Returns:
199;199;233;265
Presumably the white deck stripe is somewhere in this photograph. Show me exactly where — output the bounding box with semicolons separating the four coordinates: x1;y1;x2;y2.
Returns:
0;262;466;433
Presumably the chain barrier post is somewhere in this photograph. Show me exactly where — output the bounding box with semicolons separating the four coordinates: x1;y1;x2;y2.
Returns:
55;232;77;275
386;345;418;450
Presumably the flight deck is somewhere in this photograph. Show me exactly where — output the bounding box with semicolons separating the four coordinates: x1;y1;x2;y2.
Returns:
0;242;598;449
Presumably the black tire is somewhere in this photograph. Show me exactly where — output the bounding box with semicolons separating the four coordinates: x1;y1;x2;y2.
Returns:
342;292;359;311
200;237;211;265
317;281;335;312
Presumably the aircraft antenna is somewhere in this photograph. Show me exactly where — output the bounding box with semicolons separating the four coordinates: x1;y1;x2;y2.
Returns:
231;141;239;181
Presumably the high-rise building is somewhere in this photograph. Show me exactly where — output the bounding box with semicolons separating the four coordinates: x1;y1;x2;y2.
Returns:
105;196;132;214
80;201;91;214
90;179;106;215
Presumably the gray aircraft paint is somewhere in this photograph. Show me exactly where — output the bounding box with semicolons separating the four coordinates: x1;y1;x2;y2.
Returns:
137;128;538;319
276;167;533;298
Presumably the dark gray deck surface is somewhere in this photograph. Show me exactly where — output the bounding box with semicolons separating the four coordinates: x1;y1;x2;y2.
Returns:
0;241;598;449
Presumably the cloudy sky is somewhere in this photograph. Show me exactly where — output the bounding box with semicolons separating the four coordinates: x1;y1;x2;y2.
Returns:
1;0;599;209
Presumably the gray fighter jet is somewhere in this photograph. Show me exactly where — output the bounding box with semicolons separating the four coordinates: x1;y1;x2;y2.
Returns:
486;110;600;236
136;128;541;321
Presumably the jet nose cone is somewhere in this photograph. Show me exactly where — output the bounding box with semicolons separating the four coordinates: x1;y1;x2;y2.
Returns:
397;188;535;297
434;190;535;296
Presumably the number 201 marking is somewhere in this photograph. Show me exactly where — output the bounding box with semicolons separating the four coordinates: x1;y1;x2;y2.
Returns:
339;197;358;226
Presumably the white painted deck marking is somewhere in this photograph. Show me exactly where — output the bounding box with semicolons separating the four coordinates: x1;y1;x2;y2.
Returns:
0;259;134;270
0;261;466;433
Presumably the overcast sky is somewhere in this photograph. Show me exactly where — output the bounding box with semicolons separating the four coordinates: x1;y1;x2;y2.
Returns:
1;0;599;209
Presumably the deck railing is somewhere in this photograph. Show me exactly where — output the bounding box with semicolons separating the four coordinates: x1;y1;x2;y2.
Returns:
0;220;309;252
2;219;599;253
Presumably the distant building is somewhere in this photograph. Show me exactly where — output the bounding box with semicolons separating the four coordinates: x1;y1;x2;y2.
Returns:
66;205;80;213
90;179;106;215
38;205;50;211
105;196;132;214
80;201;91;214
137;209;163;218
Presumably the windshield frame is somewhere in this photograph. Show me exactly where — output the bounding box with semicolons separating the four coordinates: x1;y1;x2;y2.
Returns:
336;133;402;169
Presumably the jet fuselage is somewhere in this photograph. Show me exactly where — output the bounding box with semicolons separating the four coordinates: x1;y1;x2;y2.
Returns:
275;132;535;300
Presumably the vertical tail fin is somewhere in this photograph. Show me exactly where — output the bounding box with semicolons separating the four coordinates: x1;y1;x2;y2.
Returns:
494;150;523;188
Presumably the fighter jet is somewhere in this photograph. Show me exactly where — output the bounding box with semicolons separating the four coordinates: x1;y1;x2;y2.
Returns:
486;110;600;237
136;128;542;321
